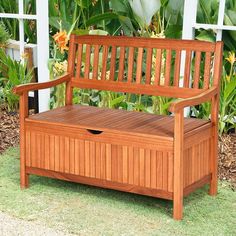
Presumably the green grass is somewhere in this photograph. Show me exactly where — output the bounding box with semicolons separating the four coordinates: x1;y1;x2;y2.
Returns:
0;147;236;235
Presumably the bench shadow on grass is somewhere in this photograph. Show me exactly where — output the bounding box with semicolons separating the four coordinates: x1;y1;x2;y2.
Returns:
28;172;209;220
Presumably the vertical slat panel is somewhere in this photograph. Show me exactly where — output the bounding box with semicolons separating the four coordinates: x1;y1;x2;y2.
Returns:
128;146;134;184
49;135;55;171
193;51;201;88
95;142;101;178
164;49;172;86
106;144;112;181
54;136;60;172
174;50;181;86
117;146;123;183
136;48;143;84
162;152;168;191
168;152;173;192
133;147;139;186
74;139;80;175
59;136;65;172
69;138;75;174
183;50;192;88
156;151;163;189
100;143;106;179
64;137;70;173
110;46;117;81
150;150;157;188
139;148;145;187
203;52;212;89
90;141;96;178
145;149;151;188
40;133;45;169
111;145;118;181
127;47;134;83
155;49;162;85
45;134;50;170
85;141;90;177
76;44;83;79
122;146;128;184
146;48;152;85
93;45;100;80
79;140;85;176
101;45;108;80
26;131;31;167
31;132;36;168
84;45;91;79
36;133;41;168
118;47;126;81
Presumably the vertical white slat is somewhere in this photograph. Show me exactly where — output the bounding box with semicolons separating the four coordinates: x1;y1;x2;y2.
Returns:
36;0;50;112
19;0;25;62
181;0;198;116
216;0;226;41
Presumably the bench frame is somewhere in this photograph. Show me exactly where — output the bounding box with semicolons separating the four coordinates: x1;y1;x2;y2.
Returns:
14;35;223;220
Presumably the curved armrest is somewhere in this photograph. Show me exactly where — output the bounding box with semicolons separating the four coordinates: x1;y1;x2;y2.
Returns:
169;87;218;113
13;73;72;95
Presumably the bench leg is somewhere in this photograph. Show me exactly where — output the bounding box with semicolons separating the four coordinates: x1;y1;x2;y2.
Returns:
173;111;184;220
20;172;29;189
209;130;218;196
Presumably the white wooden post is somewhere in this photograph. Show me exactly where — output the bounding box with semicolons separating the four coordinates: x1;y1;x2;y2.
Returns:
36;0;50;112
216;0;226;41
18;0;25;60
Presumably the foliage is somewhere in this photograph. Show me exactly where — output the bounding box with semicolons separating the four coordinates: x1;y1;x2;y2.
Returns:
0;49;32;111
0;21;10;46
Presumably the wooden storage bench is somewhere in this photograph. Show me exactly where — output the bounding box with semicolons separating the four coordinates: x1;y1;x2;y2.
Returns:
14;35;223;220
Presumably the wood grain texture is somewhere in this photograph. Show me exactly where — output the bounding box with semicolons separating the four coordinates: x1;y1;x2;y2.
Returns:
17;35;223;221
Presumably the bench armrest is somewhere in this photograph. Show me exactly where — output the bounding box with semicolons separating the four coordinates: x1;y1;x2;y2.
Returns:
169;87;218;113
13;73;72;95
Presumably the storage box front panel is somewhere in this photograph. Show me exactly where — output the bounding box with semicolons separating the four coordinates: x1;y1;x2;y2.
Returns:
25;129;174;192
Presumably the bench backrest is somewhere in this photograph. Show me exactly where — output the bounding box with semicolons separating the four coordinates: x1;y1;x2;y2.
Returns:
68;35;223;99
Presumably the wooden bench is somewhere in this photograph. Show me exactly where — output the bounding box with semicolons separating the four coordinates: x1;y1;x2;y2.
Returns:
14;35;223;220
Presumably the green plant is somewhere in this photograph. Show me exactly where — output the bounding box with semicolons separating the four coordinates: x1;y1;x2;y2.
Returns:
0;49;32;111
0;21;10;47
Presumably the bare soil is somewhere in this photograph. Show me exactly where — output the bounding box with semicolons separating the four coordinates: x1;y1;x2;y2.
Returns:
0;108;235;189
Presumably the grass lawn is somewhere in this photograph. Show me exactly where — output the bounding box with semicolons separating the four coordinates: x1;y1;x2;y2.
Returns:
0;147;235;236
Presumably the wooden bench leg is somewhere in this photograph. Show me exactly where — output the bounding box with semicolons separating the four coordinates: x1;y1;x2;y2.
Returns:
173;111;184;220
20;92;29;189
209;127;218;196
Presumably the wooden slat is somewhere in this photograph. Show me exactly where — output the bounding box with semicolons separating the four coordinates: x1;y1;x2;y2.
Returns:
146;48;152;84
59;136;65;172
74;139;80;175
155;49;162;85
84;45;91;79
117;146;123;183
203;52;212;89
106;144;112;181
139;149;145;187
68;34;77;75
127;47;134;83
122;146;128;183
111;145;118;181
65;137;70;173
156;151;163;189
118;47;126;81
150;150;157;188
184;50;192;88
145;149;151;188
193;51;202;88
79;140;85;176
136;48;143;84
101;45;108;80
133;147;139;186
76;44;83;79
85;141;90;177
165;49;172;86
45;134;50;170
49;135;55;171
69;138;75;174
168;153;173;192
95;142;101;178
100;143;106;179
174;50;181;86
55;136;60;172
36;133;41;168
110;46;117;81
72;78;206;99
73;35;216;52
93;45;100;80
128;147;134;184
90;141;96;178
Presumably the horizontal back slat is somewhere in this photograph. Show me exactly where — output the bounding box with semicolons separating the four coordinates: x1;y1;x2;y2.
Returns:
73;35;216;52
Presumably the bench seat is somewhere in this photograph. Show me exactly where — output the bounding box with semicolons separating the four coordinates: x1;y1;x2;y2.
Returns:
26;105;211;139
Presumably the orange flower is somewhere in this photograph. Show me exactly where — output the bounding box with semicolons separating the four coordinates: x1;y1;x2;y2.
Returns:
53;30;69;53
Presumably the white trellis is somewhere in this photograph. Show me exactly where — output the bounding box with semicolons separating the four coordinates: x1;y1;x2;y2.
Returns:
182;0;236;41
0;0;50;112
